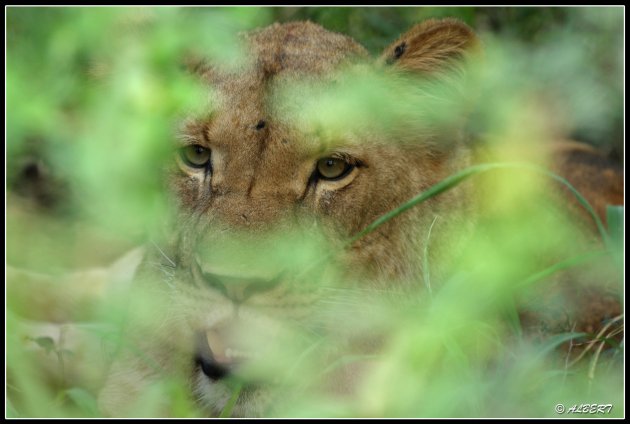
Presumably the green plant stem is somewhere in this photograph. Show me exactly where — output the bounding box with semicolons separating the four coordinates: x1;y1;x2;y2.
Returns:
348;162;609;247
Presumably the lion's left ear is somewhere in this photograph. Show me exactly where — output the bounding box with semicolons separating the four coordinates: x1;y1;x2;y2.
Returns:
379;18;479;75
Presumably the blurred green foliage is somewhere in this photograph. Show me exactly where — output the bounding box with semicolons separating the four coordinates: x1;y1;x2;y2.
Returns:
6;6;623;418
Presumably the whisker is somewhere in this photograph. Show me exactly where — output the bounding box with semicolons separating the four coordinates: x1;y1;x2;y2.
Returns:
151;240;177;268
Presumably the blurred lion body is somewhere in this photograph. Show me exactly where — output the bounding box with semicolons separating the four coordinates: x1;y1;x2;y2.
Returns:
550;140;624;227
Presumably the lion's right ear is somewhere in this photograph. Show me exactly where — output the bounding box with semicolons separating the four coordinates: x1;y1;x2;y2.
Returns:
379;18;479;75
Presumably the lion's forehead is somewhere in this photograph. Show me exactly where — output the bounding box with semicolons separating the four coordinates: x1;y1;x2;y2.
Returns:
207;21;368;106
245;21;368;77
198;22;371;157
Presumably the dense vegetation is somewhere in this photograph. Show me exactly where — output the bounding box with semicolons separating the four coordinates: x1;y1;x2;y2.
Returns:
6;7;623;418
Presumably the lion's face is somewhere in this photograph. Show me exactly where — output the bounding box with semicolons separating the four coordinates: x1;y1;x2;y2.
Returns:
105;20;478;417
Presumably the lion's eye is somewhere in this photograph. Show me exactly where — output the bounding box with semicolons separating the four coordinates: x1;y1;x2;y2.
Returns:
316;157;353;180
180;145;211;168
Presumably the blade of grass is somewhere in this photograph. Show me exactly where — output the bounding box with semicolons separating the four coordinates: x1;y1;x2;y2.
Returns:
6;397;19;418
516;250;607;290
219;381;243;418
606;205;623;245
300;162;609;282
320;354;381;376
568;314;624;367
422;215;439;299
536;332;587;360
348;162;609;247
606;205;623;271
63;388;100;417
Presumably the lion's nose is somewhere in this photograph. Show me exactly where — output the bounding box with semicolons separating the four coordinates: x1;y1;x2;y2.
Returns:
196;352;230;381
195;332;231;381
194;263;283;303
195;325;262;382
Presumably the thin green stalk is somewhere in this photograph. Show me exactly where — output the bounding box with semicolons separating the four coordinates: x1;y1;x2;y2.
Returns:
423;215;439;299
516;250;607;290
347;162;609;248
219;381;243;418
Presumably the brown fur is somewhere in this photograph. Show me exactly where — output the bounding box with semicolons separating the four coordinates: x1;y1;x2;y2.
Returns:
550;140;623;227
380;18;479;74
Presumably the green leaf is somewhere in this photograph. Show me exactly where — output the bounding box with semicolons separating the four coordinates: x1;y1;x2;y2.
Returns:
607;205;624;241
596;336;621;349
320;354;382;376
517;251;606;290
218;381;243;418
63;388;100;417
6;397;19;418
31;336;56;354
536;332;587;359
606;205;623;271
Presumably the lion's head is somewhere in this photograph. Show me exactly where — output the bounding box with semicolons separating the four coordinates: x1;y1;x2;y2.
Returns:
173;19;478;415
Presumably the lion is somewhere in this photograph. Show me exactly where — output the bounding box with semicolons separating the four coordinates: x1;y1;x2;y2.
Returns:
8;19;622;417
94;19;622;417
96;19;484;416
